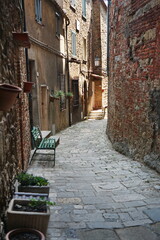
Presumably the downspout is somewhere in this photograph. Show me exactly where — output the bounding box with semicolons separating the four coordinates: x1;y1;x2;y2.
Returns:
20;0;31;169
107;0;111;76
106;0;111;133
66;19;71;126
21;0;33;134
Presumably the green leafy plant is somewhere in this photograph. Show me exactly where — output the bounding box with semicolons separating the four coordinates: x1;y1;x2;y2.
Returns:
29;197;55;209
54;90;65;98
17;173;49;186
65;92;73;98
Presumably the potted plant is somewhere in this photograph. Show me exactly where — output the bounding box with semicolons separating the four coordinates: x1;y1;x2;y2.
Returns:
17;173;49;194
54;90;65;98
50;90;65;102
65;92;73;99
0;83;22;111
23;81;34;93
49;93;60;102
12;32;31;48
6;228;45;240
7;198;55;235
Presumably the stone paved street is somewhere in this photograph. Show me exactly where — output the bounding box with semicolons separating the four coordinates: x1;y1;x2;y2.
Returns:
28;119;160;240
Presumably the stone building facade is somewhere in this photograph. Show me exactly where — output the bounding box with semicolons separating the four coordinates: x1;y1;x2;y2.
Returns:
24;0;69;133
58;0;107;124
62;0;93;123
0;0;31;220
107;0;160;172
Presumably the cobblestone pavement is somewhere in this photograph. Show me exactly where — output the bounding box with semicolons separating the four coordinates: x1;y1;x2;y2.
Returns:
28;119;160;240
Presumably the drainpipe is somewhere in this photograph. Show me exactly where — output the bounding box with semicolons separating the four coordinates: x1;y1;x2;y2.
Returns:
107;0;111;76
19;0;32;169
66;19;71;126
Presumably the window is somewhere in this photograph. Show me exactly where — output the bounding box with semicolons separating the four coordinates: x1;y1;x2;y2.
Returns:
72;80;79;106
35;0;42;23
59;74;66;110
71;31;76;57
70;0;76;9
82;0;86;18
56;12;60;37
83;38;87;61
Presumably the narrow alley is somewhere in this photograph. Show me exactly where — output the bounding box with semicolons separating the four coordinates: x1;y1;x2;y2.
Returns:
28;119;160;240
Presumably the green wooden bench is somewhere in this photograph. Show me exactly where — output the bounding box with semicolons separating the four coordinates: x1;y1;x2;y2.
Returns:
31;126;60;167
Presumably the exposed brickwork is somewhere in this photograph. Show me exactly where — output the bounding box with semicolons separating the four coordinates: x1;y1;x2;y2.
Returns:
107;0;160;171
0;0;31;218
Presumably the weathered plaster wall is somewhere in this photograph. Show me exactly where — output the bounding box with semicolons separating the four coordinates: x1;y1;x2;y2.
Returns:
0;0;31;218
25;0;69;133
107;0;160;172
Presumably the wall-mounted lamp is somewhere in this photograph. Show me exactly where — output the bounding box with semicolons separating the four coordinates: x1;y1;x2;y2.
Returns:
94;57;100;66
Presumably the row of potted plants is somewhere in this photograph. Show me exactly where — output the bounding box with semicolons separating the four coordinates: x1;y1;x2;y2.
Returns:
0;82;34;111
6;172;54;240
0;83;73;111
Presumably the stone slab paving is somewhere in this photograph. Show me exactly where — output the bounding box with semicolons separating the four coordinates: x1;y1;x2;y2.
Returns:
28;119;160;240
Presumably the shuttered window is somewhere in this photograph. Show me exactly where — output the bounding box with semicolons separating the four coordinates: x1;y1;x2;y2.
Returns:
72;80;79;106
59;74;66;110
71;31;76;57
82;0;86;18
56;12;60;37
35;0;42;23
83;38;87;61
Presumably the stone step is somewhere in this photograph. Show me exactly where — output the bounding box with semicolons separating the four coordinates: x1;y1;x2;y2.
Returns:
88;110;104;120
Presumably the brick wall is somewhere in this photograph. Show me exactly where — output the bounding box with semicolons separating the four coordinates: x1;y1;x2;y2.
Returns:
0;0;31;218
107;0;160;172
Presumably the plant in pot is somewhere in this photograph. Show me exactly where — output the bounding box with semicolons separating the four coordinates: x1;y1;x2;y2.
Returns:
50;90;64;101
17;173;49;194
7;197;55;235
23;81;34;93
65;92;73;99
6;228;45;240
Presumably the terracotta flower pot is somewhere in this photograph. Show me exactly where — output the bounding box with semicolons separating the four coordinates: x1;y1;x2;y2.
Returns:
0;84;22;111
23;81;34;93
12;32;31;48
6;228;45;240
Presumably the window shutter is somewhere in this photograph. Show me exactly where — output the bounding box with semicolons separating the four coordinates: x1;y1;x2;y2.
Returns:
82;0;86;17
35;0;42;22
39;0;42;22
72;31;76;56
35;0;38;19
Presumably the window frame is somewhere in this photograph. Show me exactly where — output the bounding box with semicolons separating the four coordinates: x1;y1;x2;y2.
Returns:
83;37;87;62
82;0;86;19
35;0;42;23
72;79;79;107
59;74;66;111
71;31;77;58
55;12;60;38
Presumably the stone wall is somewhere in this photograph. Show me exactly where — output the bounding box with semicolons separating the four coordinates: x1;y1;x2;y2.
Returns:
0;0;31;218
107;0;160;172
63;0;93;123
